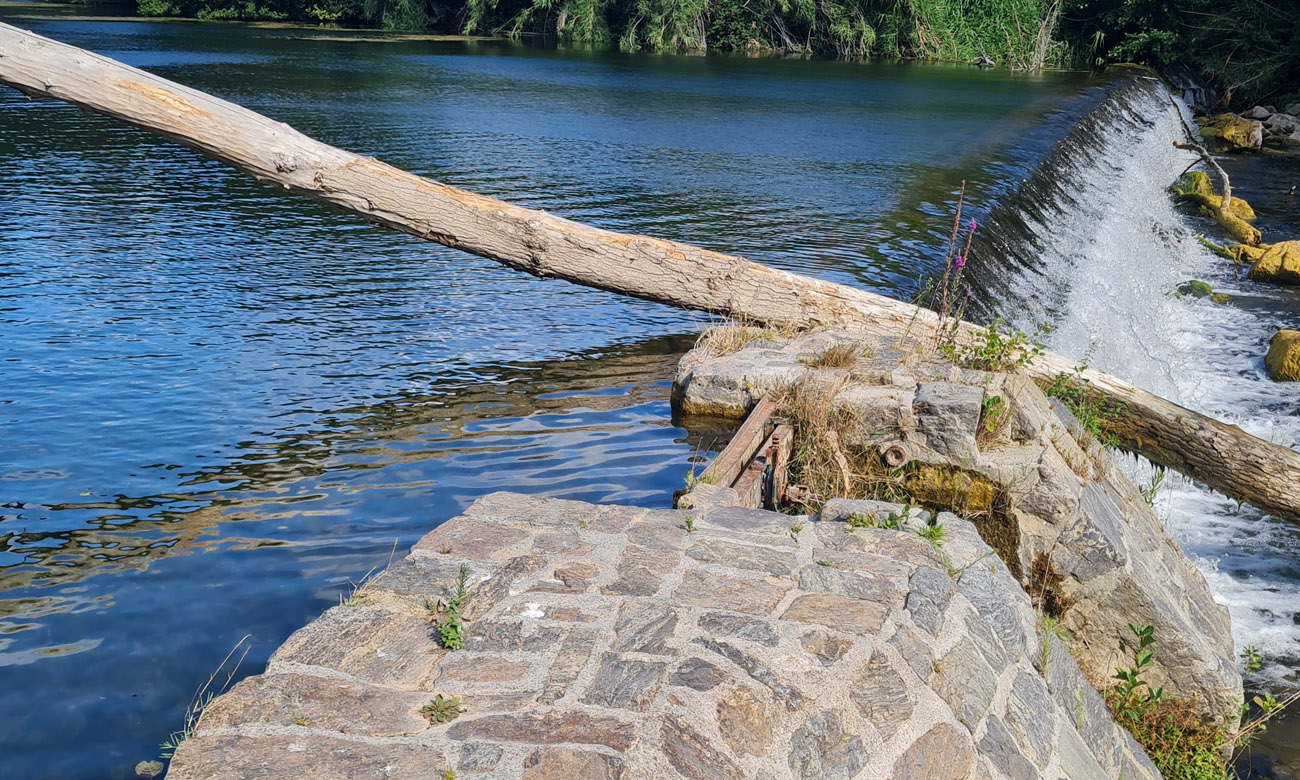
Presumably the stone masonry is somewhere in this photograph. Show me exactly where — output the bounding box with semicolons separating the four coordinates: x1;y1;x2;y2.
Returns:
168;492;1161;779
674;327;1241;720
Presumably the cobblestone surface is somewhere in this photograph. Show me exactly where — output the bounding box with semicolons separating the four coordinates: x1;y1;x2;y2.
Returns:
169;493;1161;780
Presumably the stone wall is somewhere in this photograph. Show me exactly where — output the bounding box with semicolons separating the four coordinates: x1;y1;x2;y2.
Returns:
674;328;1240;719
168;493;1162;779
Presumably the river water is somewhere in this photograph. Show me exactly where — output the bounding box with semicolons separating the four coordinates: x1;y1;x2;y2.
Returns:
0;10;1296;780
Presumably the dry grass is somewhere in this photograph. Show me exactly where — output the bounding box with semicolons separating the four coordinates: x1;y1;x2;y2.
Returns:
693;317;798;357
800;343;861;369
775;378;910;510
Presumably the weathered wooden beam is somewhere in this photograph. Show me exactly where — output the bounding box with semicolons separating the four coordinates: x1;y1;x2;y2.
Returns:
3;22;1299;522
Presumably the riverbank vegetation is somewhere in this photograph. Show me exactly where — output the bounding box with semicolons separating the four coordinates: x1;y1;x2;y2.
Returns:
38;0;1295;105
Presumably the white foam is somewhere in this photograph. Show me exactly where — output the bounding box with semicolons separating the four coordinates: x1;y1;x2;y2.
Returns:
997;84;1300;686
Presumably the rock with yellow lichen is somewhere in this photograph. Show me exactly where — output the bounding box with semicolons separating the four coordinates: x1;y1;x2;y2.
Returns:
1197;113;1263;153
1265;330;1300;381
1245;241;1300;285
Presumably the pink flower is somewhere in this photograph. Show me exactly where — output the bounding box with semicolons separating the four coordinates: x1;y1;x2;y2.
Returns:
968;218;978;232
965;287;972;298
954;255;965;269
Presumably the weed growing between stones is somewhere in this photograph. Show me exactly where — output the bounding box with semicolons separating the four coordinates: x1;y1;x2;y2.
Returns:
940;319;1048;372
1044;365;1124;449
291;716;313;727
800;343;861;369
442;768;458;780
693;316;799;358
1038;616;1072;670
914;518;948;550
848;510;904;530
428;564;470;651
683;516;696;533
157;635;252;761
1104;624;1300;780
422;693;464;724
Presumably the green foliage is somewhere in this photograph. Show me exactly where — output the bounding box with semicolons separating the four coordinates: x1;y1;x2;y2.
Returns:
1140;465;1165;507
847;505;908;530
1059;0;1300;107
422;693;464;723
914;516;947;549
940;320;1046;373
428;564;470;651
683;515;696;533
1044;365;1123;449
1104;625;1298;780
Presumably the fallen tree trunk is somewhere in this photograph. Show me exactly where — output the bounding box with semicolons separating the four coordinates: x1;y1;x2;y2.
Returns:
4;22;1300;522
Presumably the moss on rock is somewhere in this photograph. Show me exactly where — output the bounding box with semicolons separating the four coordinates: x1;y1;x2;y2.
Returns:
1246;241;1300;285
1265;330;1300;381
1175;280;1230;303
1197;113;1263;153
1172;172;1261;245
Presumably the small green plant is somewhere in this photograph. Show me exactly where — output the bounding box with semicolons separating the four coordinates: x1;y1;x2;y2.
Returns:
291;716;313;727
914;519;948;550
816;559;833;567
1113;624;1162;704
978;394;1010;443
428;565;470;651
847;507;906;531
788;522;803;538
1039;615;1073;670
1240;644;1262;674
1140;466;1167;507
940;320;1048;373
442;769;458;780
1045;365;1124;449
683;516;696;533
422;694;464;724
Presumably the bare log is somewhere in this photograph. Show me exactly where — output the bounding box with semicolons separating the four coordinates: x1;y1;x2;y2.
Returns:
4;22;1300;522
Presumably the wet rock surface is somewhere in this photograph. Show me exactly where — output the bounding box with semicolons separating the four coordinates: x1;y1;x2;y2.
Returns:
168;492;1161;779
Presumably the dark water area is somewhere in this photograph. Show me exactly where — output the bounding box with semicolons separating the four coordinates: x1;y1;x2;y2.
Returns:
0;11;1192;779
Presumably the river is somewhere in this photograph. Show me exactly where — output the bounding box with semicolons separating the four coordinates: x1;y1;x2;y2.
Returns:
1;8;1296;779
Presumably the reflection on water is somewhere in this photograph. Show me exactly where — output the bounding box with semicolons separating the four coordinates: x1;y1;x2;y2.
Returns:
0;11;1109;779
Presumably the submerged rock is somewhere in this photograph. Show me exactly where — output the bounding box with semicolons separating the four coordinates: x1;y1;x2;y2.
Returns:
1265;330;1300;381
1246;241;1300;285
1198;113;1263;152
1176;279;1230;303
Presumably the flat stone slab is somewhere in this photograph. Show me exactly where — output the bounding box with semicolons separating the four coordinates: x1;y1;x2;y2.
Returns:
168;493;1160;780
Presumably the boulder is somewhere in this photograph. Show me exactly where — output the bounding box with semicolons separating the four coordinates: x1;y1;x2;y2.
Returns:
1264;113;1299;136
1198;113;1263;152
1242;105;1271;120
1287;102;1300;117
1247;241;1300;285
1265;330;1300;381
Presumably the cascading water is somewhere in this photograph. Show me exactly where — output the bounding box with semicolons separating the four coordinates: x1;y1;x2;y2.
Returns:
971;73;1300;774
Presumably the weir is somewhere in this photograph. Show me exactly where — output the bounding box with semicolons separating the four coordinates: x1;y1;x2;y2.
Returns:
3;17;1299;780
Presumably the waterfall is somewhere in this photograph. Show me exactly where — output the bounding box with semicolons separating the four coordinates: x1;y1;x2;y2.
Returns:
974;73;1300;690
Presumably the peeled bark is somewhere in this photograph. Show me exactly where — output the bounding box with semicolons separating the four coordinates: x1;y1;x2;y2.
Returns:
3;21;1300;522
